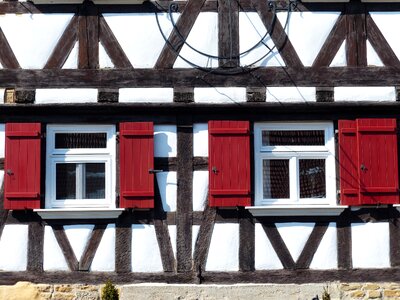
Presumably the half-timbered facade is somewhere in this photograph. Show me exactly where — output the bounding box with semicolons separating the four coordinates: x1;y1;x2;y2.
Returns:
1;0;400;290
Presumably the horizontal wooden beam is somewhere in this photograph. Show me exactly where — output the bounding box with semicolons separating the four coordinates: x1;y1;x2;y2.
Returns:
3;67;400;88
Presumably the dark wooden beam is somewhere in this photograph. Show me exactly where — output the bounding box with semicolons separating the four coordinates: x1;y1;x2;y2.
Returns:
218;0;239;68
337;210;352;269
316;87;334;103
98;88;119;103
345;2;367;67
155;0;207;69
99;16;133;69
52;225;79;271
0;27;19;69
239;208;254;271
27;222;44;272
115;212;132;273
44;15;79;69
78;2;99;69
176;120;194;272
174;87;194;103
390;218;400;267
79;224;107;271
247;87;266;102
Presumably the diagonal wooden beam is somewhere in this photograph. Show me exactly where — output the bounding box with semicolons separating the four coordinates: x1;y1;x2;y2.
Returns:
0;27;19;69
99;16;133;69
252;0;303;68
313;15;346;68
295;222;329;269
155;0;207;69
366;14;400;67
44;15;79;69
261;223;295;269
79;224;107;271
52;225;79;271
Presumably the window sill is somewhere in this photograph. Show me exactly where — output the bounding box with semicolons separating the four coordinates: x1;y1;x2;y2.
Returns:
246;205;348;216
34;208;125;219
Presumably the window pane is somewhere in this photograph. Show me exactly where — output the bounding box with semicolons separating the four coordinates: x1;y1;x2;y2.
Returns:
299;159;326;198
262;130;325;146
55;133;107;148
84;163;105;199
263;159;289;199
56;163;76;200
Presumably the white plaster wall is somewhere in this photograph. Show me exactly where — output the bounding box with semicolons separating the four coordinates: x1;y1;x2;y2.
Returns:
334;86;396;101
0;124;5;158
352;222;390;268
156;171;177;212
0;89;5;104
276;223;314;262
206;223;239;271
43;225;69;271
154;125;177;157
99;42;114;69
64;224;94;260
0;14;74;69
194;87;246;103
370;13;400;62
168;225;177;258
255;223;283;270
367;40;384;67
119;88;174;103
192;225;200;255
309;223;337;269
131;224;163;272
277;11;340;66
62;42;78;69
35;89;98;103
330;40;347;67
239;12;285;67
193;171;208;211
91;224;115;272
193;123;208;157
174;13;218;68
104;13;176;68
266;87;316;102
0;224;28;271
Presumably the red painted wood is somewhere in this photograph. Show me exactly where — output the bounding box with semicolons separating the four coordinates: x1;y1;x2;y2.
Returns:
4;123;41;210
357;118;399;204
339;118;399;205
119;122;154;209
339;120;359;205
208;120;251;207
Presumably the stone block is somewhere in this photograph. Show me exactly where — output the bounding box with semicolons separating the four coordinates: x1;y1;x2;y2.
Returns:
367;290;381;298
364;283;380;290
350;290;365;298
341;284;362;291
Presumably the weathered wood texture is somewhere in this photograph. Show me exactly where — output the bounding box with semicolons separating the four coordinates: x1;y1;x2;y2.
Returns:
218;0;239;68
247;87;266;102
115;212;132;273
345;2;367;67
337;211;352;269
27;222;44;272
79;224;107;271
0;27;20;69
239;208;254;271
176;121;193;272
52;225;79;271
78;2;99;69
390;218;400;267
174;87;194;103
316;87;334;103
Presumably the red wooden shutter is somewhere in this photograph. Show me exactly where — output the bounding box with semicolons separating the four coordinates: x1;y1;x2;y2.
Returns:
339;118;399;205
4;123;41;210
119;122;154;209
208;120;251;207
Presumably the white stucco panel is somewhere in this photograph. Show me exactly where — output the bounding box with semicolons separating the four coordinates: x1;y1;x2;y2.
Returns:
156;171;177;212
309;223;337;269
43;225;69;271
119;88;174;103
206;223;239;271
370;12;400;62
0;123;5;158
193;171;208;212
276;222;314;262
266;87;316;102
192;225;200;255
193;123;208;157
367;39;384;67
99;42;115;69
131;224;163;272
91;224;116;272
194;87;246;103
62;41;78;69
36;89;98;103
174;13;218;68
335;86;396;101
104;13;176;68
154;125;177;157
0;89;5;104
239;12;285;67
277;11;341;66
0;224;28;271
0;14;74;69
255;224;283;270
64;225;94;260
330;40;347;67
168;225;177;258
352;222;390;268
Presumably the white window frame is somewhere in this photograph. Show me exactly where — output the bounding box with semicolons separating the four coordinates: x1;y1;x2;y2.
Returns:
45;124;116;209
254;122;336;206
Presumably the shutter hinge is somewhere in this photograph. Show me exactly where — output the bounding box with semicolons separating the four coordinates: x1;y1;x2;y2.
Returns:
41;132;46;139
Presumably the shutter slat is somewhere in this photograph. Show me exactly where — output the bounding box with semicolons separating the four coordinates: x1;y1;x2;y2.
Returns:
208;120;251;207
4;123;41;210
119;122;154;209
